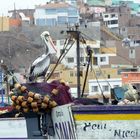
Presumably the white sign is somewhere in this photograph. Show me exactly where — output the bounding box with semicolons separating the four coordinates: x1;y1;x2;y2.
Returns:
0;118;27;138
51;104;77;139
76;120;140;139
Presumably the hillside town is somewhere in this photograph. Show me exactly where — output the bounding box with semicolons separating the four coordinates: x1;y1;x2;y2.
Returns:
0;0;140;103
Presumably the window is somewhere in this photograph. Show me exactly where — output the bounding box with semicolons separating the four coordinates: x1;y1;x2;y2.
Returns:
94;48;99;54
129;49;135;59
111;14;116;18
124;74;128;78
67;57;74;63
136;40;140;44
46;9;56;14
58;16;67;24
100;57;106;62
102;85;109;92
70;71;74;77
114;85;119;88
91;86;98;92
108;74;110;79
104;15;108;18
111;20;118;24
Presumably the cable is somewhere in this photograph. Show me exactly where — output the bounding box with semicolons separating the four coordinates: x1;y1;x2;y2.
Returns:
45;36;75;81
80;32;134;65
97;65;112;89
92;66;108;104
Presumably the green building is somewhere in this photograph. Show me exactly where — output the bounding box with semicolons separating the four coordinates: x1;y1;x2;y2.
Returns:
86;0;112;6
112;0;140;14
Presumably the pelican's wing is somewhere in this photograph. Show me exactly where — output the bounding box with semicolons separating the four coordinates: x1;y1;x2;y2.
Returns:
31;55;50;76
32;54;47;66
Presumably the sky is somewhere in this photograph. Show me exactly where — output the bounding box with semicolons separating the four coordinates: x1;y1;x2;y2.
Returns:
0;0;49;16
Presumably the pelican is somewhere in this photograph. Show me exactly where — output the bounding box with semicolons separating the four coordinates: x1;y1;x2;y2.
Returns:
28;31;57;82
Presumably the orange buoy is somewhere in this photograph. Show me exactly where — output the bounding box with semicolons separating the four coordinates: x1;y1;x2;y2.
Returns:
11;95;17;101
14;83;21;89
20;86;27;92
15;99;20;104
27;97;33;103
28;91;35;97
23;108;29;113
21;101;28;107
34;93;41;100
49;101;57;108
41;102;48;109
31;102;38;108
15;105;21;110
32;107;39;112
51;89;59;95
43;96;50;103
17;96;24;102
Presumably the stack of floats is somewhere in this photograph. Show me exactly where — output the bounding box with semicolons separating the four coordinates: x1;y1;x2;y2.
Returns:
9;83;58;113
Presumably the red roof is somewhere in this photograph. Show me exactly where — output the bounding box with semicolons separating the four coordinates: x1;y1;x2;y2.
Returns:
35;2;70;9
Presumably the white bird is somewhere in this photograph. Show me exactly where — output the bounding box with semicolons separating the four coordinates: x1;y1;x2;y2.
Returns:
28;31;57;82
122;37;131;47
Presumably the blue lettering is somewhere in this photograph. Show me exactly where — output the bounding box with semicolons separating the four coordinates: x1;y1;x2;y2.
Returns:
54;123;61;139
54;121;76;139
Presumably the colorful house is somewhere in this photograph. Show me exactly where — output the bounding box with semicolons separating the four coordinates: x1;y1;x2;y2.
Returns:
0;17;9;31
121;71;140;84
121;71;140;91
34;2;80;26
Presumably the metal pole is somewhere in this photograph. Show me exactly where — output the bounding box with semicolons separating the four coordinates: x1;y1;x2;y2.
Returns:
76;30;81;98
67;27;81;98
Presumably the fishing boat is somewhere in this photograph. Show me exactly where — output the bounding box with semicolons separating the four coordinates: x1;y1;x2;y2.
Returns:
0;25;140;139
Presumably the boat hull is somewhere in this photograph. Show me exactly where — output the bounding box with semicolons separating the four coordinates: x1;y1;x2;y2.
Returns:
72;105;140;139
0;104;140;139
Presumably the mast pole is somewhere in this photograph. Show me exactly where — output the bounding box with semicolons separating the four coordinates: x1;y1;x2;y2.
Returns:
67;24;81;98
76;29;81;98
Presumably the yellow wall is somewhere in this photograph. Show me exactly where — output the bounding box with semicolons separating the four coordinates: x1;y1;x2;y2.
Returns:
48;65;121;94
0;17;10;31
100;47;116;54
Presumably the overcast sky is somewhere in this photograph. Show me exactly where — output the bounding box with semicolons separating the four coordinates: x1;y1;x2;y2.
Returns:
0;0;49;16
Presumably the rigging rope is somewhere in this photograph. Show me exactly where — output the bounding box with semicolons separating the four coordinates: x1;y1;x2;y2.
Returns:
45;36;75;81
80;32;134;65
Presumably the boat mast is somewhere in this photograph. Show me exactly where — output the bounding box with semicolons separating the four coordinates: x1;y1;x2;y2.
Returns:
67;24;81;98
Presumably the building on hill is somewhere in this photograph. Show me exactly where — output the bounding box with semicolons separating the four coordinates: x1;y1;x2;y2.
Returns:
8;9;35;26
0;17;9;31
102;4;131;29
52;0;77;5
86;0;112;6
34;2;80;26
112;0;140;14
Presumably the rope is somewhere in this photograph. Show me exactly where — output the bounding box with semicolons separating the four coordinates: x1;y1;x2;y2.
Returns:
45;37;75;81
92;67;108;104
80;32;134;65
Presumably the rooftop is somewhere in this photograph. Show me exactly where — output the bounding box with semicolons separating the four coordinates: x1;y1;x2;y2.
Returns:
35;2;71;9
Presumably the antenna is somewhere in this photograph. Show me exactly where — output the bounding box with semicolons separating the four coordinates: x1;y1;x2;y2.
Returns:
14;2;16;19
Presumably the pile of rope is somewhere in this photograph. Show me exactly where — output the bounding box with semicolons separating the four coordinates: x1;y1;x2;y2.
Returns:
9;83;58;113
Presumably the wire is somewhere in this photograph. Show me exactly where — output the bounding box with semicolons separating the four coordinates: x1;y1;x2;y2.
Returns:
80;32;134;65
97;65;112;89
92;66;108;104
45;36;75;81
